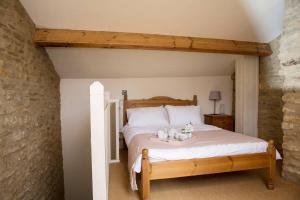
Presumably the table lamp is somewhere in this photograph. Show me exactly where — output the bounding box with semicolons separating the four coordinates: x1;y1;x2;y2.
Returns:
209;91;221;115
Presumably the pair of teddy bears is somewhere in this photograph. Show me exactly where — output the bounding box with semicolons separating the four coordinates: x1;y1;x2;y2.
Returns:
157;123;194;141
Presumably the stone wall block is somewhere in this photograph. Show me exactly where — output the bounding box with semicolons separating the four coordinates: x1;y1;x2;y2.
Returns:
258;37;284;152
279;0;300;184
0;0;64;199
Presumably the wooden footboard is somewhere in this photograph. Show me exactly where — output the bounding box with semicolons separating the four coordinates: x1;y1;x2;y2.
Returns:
140;140;276;200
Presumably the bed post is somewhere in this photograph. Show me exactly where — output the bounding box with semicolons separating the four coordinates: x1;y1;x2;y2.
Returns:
266;140;276;190
192;95;197;106
141;149;150;200
123;93;128;125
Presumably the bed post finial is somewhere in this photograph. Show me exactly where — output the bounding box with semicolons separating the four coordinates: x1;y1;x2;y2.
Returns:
268;140;274;148
266;140;276;190
193;95;197;106
123;90;128;100
142;149;149;159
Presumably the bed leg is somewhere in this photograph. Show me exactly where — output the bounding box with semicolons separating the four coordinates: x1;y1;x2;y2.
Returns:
141;149;150;200
266;140;276;190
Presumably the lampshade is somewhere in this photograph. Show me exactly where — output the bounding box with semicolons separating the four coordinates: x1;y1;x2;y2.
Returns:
209;91;221;100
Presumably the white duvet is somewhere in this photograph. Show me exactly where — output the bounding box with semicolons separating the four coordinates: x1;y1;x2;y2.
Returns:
123;124;281;173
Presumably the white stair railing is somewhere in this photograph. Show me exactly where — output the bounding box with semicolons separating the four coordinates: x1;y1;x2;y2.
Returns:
90;82;108;200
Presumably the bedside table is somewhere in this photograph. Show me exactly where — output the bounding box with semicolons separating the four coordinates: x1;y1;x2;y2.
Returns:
204;114;234;131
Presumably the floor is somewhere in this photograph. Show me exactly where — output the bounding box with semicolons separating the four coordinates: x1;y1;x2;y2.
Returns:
109;150;300;200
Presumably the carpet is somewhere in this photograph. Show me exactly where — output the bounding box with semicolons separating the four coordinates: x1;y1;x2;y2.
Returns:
109;150;300;200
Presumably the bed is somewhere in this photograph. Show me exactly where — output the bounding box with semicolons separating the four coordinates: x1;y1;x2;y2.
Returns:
122;94;279;200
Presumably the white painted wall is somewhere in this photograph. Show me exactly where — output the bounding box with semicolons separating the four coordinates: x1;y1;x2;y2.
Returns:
60;76;232;200
21;0;283;42
47;48;235;79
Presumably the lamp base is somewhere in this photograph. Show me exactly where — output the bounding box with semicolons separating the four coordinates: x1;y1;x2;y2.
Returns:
213;100;216;115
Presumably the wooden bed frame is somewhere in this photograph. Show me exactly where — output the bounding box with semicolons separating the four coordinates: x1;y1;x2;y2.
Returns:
123;94;276;200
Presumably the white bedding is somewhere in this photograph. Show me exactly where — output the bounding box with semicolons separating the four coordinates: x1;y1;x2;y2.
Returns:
123;124;282;175
122;124;221;145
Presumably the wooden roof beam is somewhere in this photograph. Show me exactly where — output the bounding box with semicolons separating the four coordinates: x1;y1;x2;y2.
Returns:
34;28;272;56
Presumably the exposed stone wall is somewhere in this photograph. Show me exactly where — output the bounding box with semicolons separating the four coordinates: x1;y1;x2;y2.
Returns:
258;37;284;152
0;0;64;199
279;0;300;184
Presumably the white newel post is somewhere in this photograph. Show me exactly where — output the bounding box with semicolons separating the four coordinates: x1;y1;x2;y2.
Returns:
90;82;108;200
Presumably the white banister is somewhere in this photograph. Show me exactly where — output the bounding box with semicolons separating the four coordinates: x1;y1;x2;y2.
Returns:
90;82;108;200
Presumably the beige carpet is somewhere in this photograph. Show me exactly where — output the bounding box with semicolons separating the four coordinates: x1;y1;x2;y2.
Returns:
109;150;300;200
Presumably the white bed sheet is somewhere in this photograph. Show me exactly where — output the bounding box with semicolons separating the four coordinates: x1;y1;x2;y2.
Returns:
122;124;221;145
123;124;282;174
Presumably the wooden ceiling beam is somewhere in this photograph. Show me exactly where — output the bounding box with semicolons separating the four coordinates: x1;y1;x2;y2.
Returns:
34;28;272;56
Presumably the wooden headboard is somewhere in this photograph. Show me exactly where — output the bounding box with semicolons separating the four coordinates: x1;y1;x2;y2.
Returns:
123;94;197;125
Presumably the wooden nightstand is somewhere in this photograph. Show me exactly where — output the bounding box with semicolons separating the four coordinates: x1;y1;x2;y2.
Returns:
204;114;234;131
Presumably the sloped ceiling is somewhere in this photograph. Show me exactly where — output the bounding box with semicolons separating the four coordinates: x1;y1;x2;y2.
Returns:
20;0;284;78
46;48;236;78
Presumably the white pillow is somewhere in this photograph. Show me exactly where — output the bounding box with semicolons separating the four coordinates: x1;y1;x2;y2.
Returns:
165;105;202;126
127;106;169;127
